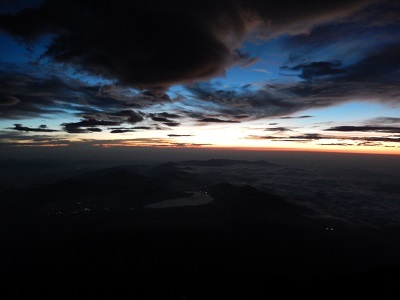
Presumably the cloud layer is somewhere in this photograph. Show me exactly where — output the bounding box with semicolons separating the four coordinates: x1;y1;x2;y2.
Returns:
0;0;399;150
0;0;369;91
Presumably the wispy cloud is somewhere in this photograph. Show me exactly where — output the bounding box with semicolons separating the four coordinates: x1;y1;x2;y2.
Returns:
9;124;58;133
252;68;271;74
198;118;240;123
264;127;292;132
246;132;400;145
325;126;400;133
365;117;400;125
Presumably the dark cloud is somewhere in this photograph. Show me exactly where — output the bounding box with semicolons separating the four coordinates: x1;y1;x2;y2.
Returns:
188;41;400;119
0;68;173;119
132;126;152;130
356;136;400;143
0;75;69;117
282;1;400;60
359;0;400;27
86;127;102;132
265;127;292;132
198;118;240;123
110;129;133;134
60;128;87;134
148;114;181;127
281;61;345;81
109;110;145;124
59;109;146;134
247;132;400;144
286;133;323;140
138;91;171;101
0;71;86;119
278;115;314;119
0;0;368;92
61;116;121;134
152;117;173;123
0;95;20;106
283;43;400;91
360;0;400;27
1;0;398;138
242;1;371;38
153;112;181;119
233;115;249;119
246;135;277;140
187;81;337;118
149;112;183;124
326;126;400;133
168;134;193;137
163;122;181;127
9;123;58;132
367;117;400;125
97;87;175;108
109;125;155;132
340;44;400;83
0;0;252;92
319;143;354;146
63;118;121;128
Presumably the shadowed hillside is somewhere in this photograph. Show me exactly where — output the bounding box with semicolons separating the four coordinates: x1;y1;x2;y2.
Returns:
1;159;399;299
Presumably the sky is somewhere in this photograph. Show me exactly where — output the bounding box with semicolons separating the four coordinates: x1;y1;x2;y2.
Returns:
0;0;400;156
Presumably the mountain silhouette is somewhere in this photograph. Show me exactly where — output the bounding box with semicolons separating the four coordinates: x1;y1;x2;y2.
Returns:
206;182;311;225
1;159;400;299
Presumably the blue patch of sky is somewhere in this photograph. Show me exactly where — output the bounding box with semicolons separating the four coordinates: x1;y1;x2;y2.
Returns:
0;33;28;64
59;65;113;86
0;32;112;87
279;21;400;68
302;102;399;126
0;33;52;65
223;37;290;85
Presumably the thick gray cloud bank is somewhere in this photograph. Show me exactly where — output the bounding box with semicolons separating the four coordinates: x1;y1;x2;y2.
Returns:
0;0;369;91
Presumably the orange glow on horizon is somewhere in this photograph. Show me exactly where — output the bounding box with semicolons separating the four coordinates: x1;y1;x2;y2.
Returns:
90;143;400;155
5;136;399;155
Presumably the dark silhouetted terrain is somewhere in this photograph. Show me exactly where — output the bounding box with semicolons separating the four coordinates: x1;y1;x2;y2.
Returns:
0;158;399;299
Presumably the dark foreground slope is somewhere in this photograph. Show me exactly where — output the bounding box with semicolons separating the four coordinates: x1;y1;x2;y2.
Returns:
1;161;399;299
